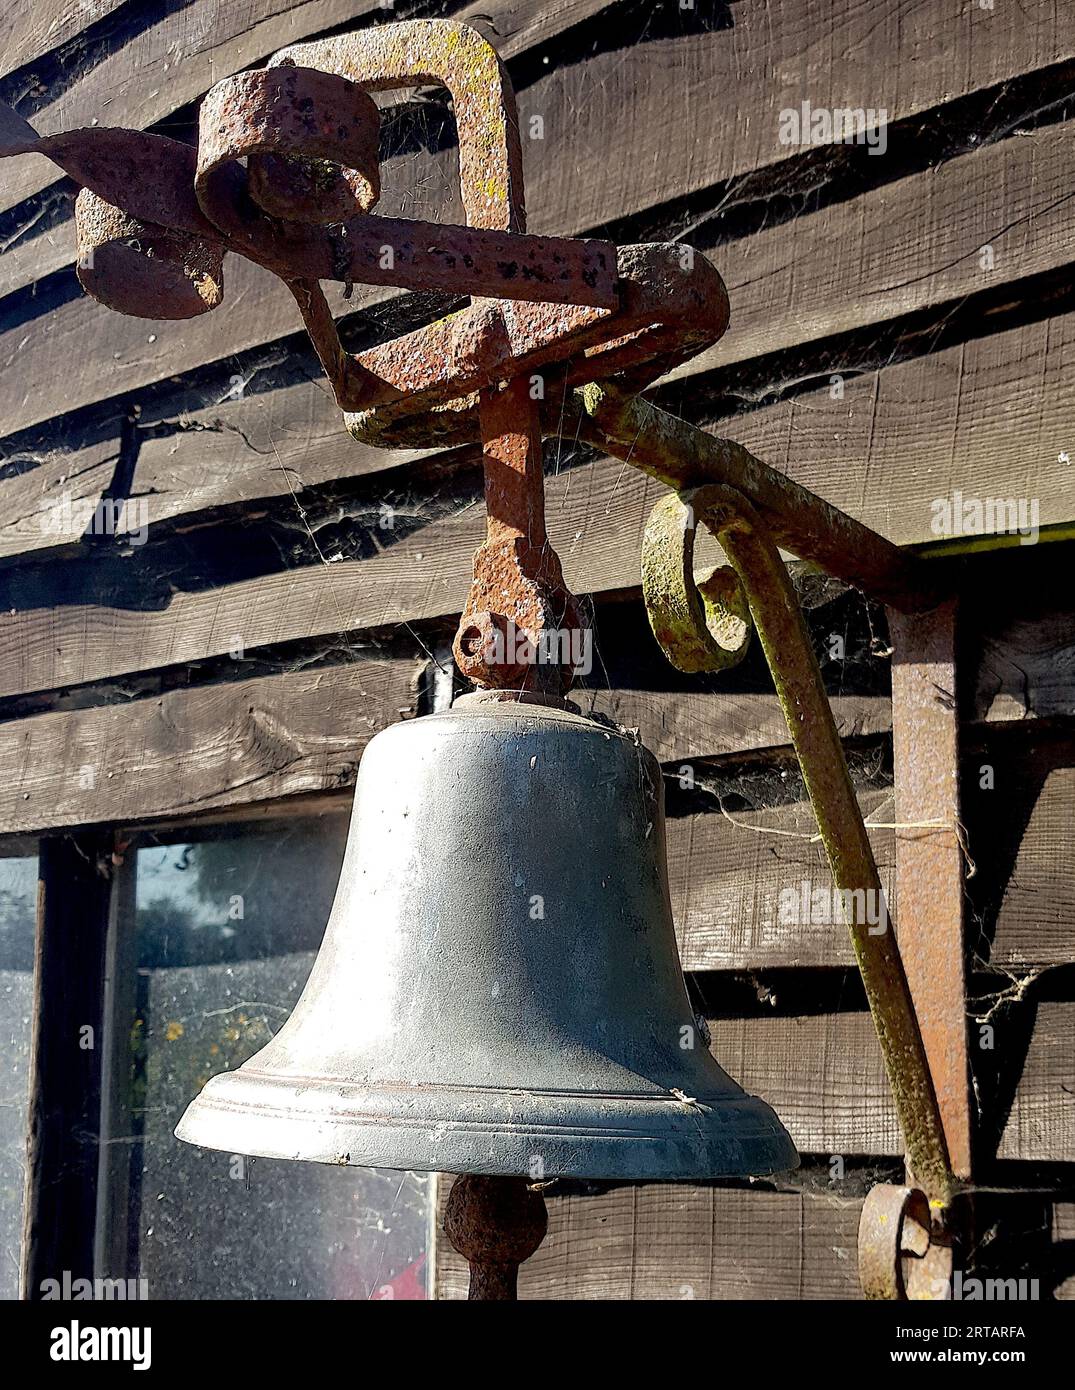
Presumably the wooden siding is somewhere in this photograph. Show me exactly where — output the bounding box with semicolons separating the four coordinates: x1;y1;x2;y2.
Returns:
1;0;1073;1300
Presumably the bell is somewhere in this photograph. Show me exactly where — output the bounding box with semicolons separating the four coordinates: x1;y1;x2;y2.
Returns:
176;693;797;1180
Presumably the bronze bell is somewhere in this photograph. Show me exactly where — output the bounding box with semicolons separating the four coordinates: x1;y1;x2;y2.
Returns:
177;692;797;1181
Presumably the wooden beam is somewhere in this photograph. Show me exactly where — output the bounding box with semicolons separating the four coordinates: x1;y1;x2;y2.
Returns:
671;719;1075;974
0;0;130;81
708;1002;1074;1164
587;688;888;768
435;1181;867;1300
0;652;424;836
5;0;1073;233
964;721;1075;971
671;787;893;973
21;831;113;1298
0;0;613;220
664;116;1075;383
0;430;120;562
107;297;1075;557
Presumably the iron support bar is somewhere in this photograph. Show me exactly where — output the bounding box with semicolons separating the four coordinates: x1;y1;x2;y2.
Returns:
889;603;972;1179
641;484;957;1211
573;383;938;613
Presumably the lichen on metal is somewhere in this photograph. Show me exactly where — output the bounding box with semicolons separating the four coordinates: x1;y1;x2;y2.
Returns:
641;491;751;673
859;1184;954;1302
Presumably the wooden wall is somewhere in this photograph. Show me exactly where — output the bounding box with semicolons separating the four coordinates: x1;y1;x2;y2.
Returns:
1;0;1073;1299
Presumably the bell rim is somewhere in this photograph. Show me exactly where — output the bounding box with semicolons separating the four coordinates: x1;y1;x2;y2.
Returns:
175;1071;799;1180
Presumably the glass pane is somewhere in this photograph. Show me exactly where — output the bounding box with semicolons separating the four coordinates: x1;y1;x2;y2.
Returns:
0;854;37;1300
106;817;429;1299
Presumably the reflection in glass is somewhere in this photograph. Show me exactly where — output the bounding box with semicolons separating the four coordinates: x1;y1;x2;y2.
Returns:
104;817;428;1299
0;854;37;1300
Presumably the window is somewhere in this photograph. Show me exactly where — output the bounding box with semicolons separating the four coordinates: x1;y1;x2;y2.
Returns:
0;850;37;1299
95;815;429;1299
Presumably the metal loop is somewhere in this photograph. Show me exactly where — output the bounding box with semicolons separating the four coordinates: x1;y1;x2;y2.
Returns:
859;1183;954;1301
198;66;381;228
641;489;752;674
270;19;527;234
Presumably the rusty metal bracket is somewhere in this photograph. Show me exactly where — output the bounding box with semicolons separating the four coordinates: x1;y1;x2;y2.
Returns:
889;601;972;1184
1;16;972;1300
0;19;731;695
638;481;963;1297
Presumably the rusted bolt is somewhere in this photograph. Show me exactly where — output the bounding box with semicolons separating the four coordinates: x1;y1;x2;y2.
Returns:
453;610;531;687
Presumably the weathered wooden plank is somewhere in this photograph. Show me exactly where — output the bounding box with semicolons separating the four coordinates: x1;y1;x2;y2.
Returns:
8;286;1075;699
7;0;1072;228
671;747;1075;976
0;255;363;442
435;1180;866;1300
128;379;440;531
133;299;1075;556
588;688;888;769
0;429;120;561
975;599;1075;724
439;1177;870;1300
965;728;1075;971
670;788;892;973
0;653;423;836
707;1011;901;1157
667;117;1075;382
0;484;480;700
988;1001;1075;1166
517;0;1075;253
8;274;1064;582
0;1;130;81
438;1176;1075;1300
4;8;1075;439
712;315;1075;548
986;764;1075;969
0;445;879;698
716;1002;1075;1163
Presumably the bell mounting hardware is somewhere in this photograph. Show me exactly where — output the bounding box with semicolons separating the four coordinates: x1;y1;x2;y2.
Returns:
1;18;971;1303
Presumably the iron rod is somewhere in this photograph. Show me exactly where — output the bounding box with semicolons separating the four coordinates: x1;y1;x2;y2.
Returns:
573;383;938;614
690;485;957;1208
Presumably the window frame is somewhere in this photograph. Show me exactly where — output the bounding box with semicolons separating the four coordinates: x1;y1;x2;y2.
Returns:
9;785;397;1301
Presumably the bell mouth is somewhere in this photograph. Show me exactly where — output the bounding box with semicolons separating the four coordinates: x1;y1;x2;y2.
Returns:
176;1070;798;1181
